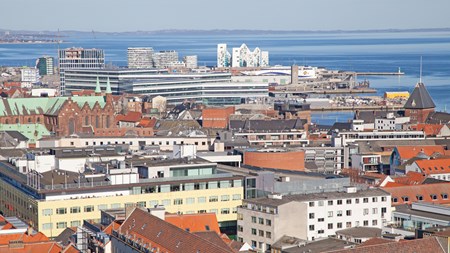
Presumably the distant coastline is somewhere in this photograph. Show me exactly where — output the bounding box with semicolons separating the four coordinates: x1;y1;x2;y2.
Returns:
1;27;450;36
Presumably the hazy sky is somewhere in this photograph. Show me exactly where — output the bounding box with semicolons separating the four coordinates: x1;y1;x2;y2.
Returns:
2;0;450;32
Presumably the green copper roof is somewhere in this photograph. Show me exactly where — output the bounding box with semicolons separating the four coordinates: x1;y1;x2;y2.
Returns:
0;123;50;143
106;77;112;94
95;76;101;93
0;96;106;117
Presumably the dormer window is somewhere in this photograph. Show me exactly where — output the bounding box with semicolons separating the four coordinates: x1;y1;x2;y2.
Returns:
442;193;448;200
392;197;398;203
416;195;423;201
402;196;409;202
431;194;438;200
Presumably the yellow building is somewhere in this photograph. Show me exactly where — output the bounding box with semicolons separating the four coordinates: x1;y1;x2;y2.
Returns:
0;161;244;237
384;91;410;99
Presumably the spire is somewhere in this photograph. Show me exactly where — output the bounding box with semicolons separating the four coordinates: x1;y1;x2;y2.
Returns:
419;56;423;84
106;77;112;94
95;76;101;95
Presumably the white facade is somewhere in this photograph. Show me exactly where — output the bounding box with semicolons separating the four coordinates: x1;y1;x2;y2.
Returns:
31;88;57;97
237;188;391;252
217;44;231;67
152;50;178;68
20;67;39;87
351;154;381;172
332;130;425;147
183;55;198;69
127;47;154;69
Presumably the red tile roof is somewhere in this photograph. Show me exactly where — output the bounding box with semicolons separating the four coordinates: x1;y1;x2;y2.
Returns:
116;208;234;253
137;117;157;128
116;111;142;123
392;172;427;185
326;236;445;253
396;145;446;160
412;124;444;136
415;158;450;175
382;182;450;206
165;213;221;234
0;231;49;245
0;241;63;253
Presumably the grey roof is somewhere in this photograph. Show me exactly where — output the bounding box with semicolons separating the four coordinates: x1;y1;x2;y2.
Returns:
336;227;382;238
355;111;404;124
3;131;29;141
327;122;352;135
427;111;450;124
54;227;76;246
404;82;436;109
243;188;389;207
230;119;306;132
393;204;450;222
275;237;356;253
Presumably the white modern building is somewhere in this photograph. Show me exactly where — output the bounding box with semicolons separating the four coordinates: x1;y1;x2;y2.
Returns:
237;187;391;252
217;43;269;68
217;43;231;67
183;55;198;69
58;48;105;95
127;47;154;69
152;50;178;68
20;67;39;87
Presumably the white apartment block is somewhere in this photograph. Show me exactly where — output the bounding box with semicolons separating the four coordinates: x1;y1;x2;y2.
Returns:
217;43;269;68
332;130;425;147
152;50;178;68
183;55;198;69
20;67;39;87
127;47;154;69
237;187;391;252
217;44;231;67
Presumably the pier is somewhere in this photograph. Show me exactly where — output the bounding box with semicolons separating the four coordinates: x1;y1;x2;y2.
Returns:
311;105;405;112
356;71;405;76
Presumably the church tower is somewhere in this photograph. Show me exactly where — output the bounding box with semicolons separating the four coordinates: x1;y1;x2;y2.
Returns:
404;82;435;124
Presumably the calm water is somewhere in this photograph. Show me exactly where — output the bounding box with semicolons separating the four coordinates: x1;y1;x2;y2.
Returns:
1;31;449;124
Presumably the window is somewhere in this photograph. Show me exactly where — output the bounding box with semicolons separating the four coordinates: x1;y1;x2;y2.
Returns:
309;225;315;231
337;200;343;205
56;222;67;229
346;210;352;216
251;241;257;248
84;205;94;212
221;195;230;201
252;216;257;223
111;203;121;208
221;208;230;214
162;199;171;206
209;209;218;214
356;198;360;204
363;208;369;215
318;218;324;222
346;222;352;228
198;197;206;203
392;197;398;203
309;202;315;207
417;195;424;201
98;204;108;210
259;230;264;237
258;218;264;225
70;206;80;214
442;193;448;200
42;209;53;216
372;197;377;202
402;196;409;202
266;219;272;226
266;231;272;239
337;222;343;229
346;199;352;204
373;208;378;214
251;228;257;235
56;208;67;215
42;223;52;230
309;213;315;219
174;198;183;205
318;230;324;234
431;194;438;200
328;200;333;206
149;200;159;207
337;210;343;217
318;201;324;206
363;198;369;203
209;196;218;202
232;194;241;200
328;223;333;229
372;220;378;226
328;211;333;217
363;220;369;226
71;221;81;227
186;198;195;204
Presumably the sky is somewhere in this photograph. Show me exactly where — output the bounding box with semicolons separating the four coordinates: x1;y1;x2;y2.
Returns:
2;0;450;32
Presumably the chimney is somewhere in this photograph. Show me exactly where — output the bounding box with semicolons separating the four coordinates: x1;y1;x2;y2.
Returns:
125;204;137;219
291;65;299;85
26;226;33;235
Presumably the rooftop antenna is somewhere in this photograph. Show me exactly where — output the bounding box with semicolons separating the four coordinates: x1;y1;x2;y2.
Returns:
419;56;423;83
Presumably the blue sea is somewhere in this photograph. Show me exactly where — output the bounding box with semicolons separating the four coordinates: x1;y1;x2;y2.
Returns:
1;31;449;124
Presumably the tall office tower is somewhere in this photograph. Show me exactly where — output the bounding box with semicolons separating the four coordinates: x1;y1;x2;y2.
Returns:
36;56;54;75
152;50;179;68
127;47;154;69
183;55;198;69
217;44;231;67
58;48;105;96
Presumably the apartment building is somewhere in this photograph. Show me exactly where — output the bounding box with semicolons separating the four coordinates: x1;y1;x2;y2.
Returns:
0;159;244;237
237;187;391;252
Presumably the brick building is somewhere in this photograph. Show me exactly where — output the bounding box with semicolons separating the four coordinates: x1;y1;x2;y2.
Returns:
404;82;436;124
202;106;235;128
0;78;116;137
243;149;305;171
